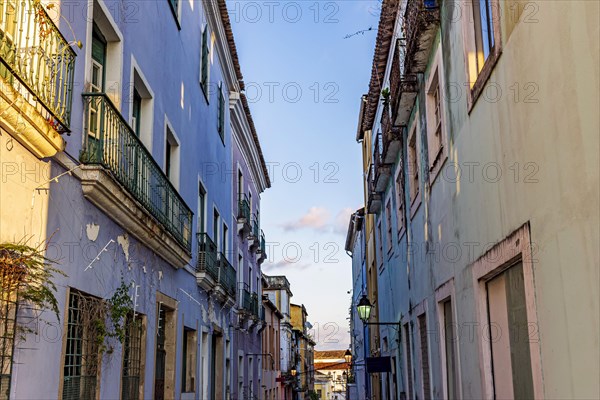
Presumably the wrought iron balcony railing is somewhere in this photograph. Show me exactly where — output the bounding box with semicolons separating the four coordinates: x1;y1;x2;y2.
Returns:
373;132;392;192
0;0;76;131
197;233;219;282
238;193;250;221
403;0;440;74
250;213;259;239
390;40;419;127
218;253;236;299
82;93;193;251
381;103;402;164
259;230;266;254
240;286;252;313
250;292;259;318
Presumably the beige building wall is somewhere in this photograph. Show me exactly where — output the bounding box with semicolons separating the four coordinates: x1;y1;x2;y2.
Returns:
436;2;599;398
0;131;51;246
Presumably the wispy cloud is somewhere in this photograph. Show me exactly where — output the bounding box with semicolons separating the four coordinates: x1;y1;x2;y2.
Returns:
282;206;330;232
263;259;311;272
281;206;356;235
333;207;353;234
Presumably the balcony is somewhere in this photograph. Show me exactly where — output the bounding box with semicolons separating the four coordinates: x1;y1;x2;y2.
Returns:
403;0;440;74
240;284;252;314
216;253;237;304
237;193;251;234
248;213;260;250
250;292;259;318
367;164;382;214
0;0;76;157
390;41;419;127
80;93;193;267
257;230;267;264
380;103;402;164
197;233;219;291
373;133;392;192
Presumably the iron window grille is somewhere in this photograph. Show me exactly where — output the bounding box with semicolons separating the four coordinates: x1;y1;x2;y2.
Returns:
122;314;144;400
62;290;102;400
0;287;17;400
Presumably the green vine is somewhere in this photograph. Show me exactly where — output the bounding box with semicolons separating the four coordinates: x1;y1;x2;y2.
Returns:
0;240;66;338
92;279;134;354
107;279;134;343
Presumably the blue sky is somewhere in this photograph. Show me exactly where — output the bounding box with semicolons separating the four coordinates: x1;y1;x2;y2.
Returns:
229;0;380;349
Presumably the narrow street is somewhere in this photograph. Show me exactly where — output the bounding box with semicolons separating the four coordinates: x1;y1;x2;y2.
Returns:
0;1;598;400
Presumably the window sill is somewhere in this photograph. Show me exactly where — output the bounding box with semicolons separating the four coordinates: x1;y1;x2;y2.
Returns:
398;227;406;242
168;3;181;30
200;82;210;104
410;192;421;220
429;148;448;186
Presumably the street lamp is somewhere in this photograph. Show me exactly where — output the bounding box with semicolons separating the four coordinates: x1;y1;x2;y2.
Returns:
357;295;372;323
344;349;352;364
356;295;400;328
290;368;297;377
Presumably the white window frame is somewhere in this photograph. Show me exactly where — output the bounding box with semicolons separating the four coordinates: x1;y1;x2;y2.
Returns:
461;0;502;110
425;45;447;185
435;279;462;400
129;56;155;152
407;115;421;219
164;118;180;190
394;162;406;240
471;223;543;399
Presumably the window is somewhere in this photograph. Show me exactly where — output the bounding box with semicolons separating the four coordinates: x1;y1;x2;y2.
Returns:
418;314;431;400
473;0;495;71
385;199;393;253
426;69;443;173
131;88;141;135
87;28;106;139
222;223;228;257
0;284;17;400
130;66;154;150
408;123;420;216
395;165;406;237
165;125;180;188
200;332;209;398
377;221;383;268
485;262;534;399
441;299;459;399
463;0;501;106
217;83;225;142
238;169;243;199
62;290;102;400
198;183;206;233
472;224;541;399
213;209;220;249
425;45;447;184
181;328;197;393
122;315;144;400
90;28;106;93
404;323;414;400
154;299;176;400
200;25;210;96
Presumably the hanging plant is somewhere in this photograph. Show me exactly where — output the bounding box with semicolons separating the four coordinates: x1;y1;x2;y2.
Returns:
0;241;66;337
381;87;391;104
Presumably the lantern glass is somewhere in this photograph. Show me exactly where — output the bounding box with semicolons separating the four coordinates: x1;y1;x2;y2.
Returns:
291;368;297;377
357;295;372;323
344;349;352;364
